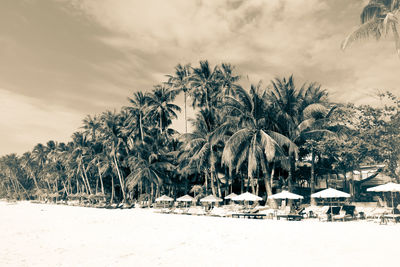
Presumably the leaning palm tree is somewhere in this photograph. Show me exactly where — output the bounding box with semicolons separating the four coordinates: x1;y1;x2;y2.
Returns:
167;63;192;133
125;91;149;144
342;0;400;55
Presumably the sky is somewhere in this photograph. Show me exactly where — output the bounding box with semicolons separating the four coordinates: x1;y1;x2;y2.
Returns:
1;0;399;156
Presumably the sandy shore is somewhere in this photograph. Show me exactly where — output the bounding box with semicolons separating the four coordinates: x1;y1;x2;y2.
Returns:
0;201;399;267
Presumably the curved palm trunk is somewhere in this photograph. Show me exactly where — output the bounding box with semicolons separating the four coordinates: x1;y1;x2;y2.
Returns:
81;164;92;195
310;150;317;205
112;151;126;203
265;164;277;208
184;91;187;134
139;113;144;143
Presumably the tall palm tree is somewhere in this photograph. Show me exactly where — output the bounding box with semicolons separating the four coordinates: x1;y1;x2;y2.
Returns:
267;76;329;190
217;63;241;96
190;60;221;111
167;63;192;133
125;141;175;201
81;115;101;141
100;110;128;203
221;84;292;199
342;0;400;55
180;109;222;196
145;85;181;135
125;91;148;144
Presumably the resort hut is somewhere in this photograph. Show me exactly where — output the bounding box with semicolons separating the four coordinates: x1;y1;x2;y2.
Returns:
200;195;223;210
176;194;195;208
155;195;174;208
224;192;238;205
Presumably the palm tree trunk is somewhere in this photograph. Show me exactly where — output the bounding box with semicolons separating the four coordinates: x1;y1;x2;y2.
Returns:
97;164;105;195
112;151;126;203
110;174;115;204
159;113;163;135
265;166;277;208
81;164;92;195
184;90;187;134
139;113;144;143
310;150;317;205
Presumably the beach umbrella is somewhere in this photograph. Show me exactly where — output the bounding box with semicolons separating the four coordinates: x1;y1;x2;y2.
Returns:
268;190;304;200
224;192;238;200
200;195;223;203
176;194;194;207
155;195;174;202
311;188;350;199
367;182;400;212
232;192;262;202
311;188;350;220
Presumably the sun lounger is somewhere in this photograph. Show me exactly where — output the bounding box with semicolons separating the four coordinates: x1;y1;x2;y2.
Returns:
231;213;266;219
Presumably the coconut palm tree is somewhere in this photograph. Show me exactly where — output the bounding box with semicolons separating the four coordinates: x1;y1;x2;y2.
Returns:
217;63;241;96
125;91;148;144
190;60;221;111
342;0;400;55
167;63;192;133
145;85;181;135
125;141;175;202
81;114;101;141
180;109;222;196
221;83;292;200
100;110;128;203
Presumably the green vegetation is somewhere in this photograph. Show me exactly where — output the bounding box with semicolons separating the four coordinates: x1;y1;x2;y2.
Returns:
0;61;399;204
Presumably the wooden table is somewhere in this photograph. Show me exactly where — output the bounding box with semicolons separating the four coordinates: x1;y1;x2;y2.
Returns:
232;213;266;219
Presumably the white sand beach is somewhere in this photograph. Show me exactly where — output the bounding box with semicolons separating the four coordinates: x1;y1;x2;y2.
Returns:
1;201;399;267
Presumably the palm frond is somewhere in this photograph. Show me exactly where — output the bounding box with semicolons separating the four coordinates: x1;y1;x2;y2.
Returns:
342;18;383;50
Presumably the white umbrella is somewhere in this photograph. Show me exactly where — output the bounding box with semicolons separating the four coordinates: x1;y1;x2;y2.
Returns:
367;182;400;211
200;195;223;203
311;188;350;220
176;194;194;202
268;190;304;200
367;182;400;192
232;192;262;202
155;195;174;202
311;188;350;199
224;192;238;200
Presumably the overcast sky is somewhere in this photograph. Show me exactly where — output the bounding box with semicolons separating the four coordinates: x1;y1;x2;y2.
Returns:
1;0;399;156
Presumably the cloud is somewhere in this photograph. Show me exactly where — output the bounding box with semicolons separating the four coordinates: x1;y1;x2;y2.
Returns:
0;88;83;155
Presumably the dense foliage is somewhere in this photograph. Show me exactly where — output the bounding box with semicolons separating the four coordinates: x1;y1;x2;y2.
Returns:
0;61;399;204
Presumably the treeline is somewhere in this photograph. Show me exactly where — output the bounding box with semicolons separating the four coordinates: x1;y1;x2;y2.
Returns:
0;61;399;205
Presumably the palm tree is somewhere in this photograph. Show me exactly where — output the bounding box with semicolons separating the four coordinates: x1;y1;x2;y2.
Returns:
217;63;241;96
221;84;292;200
100;110;128;203
82;115;101;141
342;0;400;55
180;109;222;196
267;76;330;190
167;63;192;133
145;85;181;135
190;60;221;111
125;142;175;202
125;91;148;144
